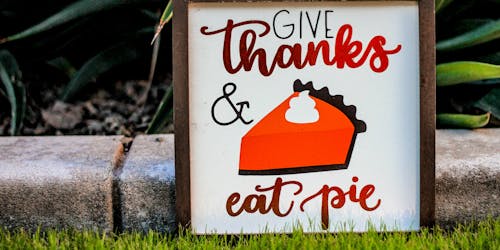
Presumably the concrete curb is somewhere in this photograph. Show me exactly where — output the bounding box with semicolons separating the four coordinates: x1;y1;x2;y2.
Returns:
436;129;500;227
118;134;176;233
0;129;499;231
0;136;123;232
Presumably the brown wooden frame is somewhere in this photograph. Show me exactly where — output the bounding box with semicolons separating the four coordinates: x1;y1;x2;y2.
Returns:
174;0;435;230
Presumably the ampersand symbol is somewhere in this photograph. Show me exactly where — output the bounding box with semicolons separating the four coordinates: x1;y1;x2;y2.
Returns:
211;82;254;126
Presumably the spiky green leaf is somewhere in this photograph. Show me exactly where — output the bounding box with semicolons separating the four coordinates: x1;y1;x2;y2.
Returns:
151;0;173;44
436;19;500;51
474;88;500;119
60;41;144;101
437;113;490;128
47;57;77;78
0;50;26;135
146;84;173;134
436;0;454;13
437;61;500;87
0;0;151;44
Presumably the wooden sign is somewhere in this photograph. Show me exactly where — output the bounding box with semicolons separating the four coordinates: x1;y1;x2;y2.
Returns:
174;0;435;234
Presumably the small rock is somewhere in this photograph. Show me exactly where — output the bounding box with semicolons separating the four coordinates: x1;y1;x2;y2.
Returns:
101;100;116;109
22;124;48;135
124;81;141;99
33;125;48;135
141;115;151;124
142;105;154;114
128;111;141;124
119;125;132;136
42;101;83;130
101;109;114;117
84;101;98;116
104;115;125;133
95;89;110;99
113;103;132;116
87;119;103;133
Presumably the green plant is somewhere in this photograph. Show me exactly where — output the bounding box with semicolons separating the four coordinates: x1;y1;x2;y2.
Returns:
0;50;25;135
435;0;500;128
146;0;173;134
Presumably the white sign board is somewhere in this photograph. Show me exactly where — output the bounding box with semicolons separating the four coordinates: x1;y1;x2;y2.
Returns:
175;0;435;234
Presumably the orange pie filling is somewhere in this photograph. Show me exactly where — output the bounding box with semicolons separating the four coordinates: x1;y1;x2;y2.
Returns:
239;93;356;175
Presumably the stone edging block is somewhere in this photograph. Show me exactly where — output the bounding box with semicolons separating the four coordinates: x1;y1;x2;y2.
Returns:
118;134;176;232
436;129;500;227
0;136;123;231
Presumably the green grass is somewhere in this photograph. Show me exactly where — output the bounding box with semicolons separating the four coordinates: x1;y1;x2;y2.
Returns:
1;218;499;249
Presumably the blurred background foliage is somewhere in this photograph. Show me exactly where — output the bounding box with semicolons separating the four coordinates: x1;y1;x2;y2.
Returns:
0;0;172;136
435;0;500;128
0;0;499;136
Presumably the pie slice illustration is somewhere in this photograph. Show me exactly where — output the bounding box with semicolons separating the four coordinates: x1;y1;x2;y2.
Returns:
239;79;366;175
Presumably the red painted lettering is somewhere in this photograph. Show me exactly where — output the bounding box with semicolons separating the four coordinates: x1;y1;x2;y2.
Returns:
226;176;381;230
201;20;402;76
298;176;381;230
226;177;303;217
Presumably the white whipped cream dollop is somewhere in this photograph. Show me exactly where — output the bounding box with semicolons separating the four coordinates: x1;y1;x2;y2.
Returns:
285;90;319;124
